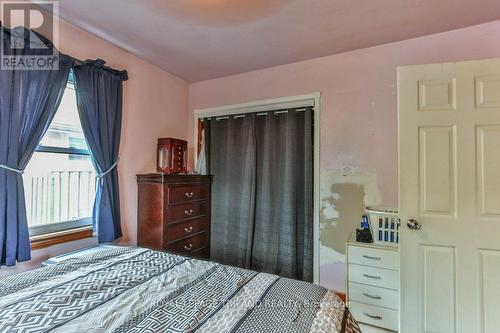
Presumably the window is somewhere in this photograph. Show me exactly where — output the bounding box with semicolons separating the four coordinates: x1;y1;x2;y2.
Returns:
23;72;95;237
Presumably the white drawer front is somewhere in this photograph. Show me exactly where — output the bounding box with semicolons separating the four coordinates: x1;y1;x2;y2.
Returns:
348;264;399;290
347;245;399;270
349;301;399;331
348;282;399;310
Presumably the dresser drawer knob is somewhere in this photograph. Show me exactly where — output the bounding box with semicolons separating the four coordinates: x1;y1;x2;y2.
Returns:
362;255;381;260
362;293;382;300
362;273;382;280
184;226;193;233
363;312;382;320
185;192;194;198
184;244;193;251
184;209;194;216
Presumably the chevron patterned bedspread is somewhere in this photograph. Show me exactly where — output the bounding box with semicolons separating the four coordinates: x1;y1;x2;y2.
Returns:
0;247;360;333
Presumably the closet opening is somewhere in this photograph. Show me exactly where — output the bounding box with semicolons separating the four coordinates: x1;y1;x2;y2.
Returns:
194;93;321;283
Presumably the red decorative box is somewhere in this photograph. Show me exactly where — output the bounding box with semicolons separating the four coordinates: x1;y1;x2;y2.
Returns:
157;138;188;174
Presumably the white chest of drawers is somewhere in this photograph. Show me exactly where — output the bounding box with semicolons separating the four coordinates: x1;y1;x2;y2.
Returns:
346;234;399;331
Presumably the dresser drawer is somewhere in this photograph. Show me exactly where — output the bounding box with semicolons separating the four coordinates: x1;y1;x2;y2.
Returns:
348;264;399;290
166;217;209;242
166;232;208;256
349;301;398;331
348;282;399;310
347;245;399;270
166;201;209;223
168;184;209;204
190;246;210;260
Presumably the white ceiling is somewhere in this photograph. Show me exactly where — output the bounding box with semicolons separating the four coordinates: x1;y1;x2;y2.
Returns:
52;0;500;82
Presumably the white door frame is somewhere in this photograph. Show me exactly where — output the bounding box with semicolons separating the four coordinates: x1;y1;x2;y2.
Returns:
193;92;321;284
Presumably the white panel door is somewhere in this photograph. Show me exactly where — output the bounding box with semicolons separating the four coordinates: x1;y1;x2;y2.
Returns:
399;58;500;333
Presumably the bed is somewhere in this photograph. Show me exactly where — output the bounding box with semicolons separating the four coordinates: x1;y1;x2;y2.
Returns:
0;246;360;332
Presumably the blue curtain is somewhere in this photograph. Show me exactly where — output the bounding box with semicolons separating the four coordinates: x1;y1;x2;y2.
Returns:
0;27;73;266
73;60;127;243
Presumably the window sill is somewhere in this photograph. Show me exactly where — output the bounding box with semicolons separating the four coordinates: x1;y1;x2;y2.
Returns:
30;226;94;250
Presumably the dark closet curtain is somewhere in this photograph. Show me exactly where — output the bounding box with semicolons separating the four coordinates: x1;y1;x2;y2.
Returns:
209;116;256;268
73;60;128;243
209;108;313;281
0;27;73;266
253;108;313;281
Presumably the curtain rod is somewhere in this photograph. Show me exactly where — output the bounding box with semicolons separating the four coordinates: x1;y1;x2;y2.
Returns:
205;107;312;121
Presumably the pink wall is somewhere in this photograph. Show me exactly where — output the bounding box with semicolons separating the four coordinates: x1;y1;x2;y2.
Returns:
58;19;190;245
188;20;500;291
0;18;189;277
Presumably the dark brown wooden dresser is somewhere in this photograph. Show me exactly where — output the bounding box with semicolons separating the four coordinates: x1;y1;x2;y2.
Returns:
136;173;212;259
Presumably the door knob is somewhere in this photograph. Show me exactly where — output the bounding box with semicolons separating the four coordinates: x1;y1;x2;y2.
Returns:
407;218;421;230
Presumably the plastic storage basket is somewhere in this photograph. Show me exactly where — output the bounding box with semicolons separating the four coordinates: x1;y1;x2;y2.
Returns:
366;206;400;247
